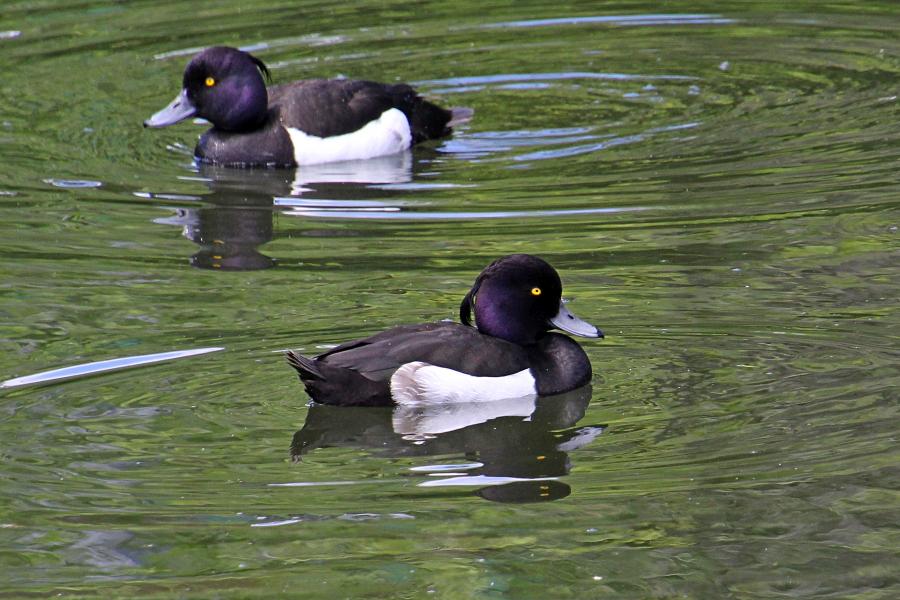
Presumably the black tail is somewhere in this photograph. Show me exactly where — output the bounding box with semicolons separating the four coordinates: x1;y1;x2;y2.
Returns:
448;107;474;128
284;350;393;407
392;84;471;143
285;350;322;381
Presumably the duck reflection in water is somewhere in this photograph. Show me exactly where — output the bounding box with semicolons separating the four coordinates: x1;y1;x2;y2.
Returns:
290;384;605;503
156;165;278;270
153;152;414;270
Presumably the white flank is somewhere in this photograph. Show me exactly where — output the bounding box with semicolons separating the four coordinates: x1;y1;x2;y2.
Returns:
286;108;412;165
390;361;536;405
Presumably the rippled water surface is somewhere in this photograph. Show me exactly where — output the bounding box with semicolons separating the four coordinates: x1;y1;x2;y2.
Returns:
1;1;898;597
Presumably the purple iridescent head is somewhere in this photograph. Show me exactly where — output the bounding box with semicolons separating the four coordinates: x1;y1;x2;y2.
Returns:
144;46;271;132
459;254;602;345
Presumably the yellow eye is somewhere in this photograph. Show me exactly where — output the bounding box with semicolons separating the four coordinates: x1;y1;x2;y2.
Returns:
531;287;542;296
205;76;216;87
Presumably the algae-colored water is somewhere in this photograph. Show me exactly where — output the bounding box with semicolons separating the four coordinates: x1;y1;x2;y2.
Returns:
0;1;898;597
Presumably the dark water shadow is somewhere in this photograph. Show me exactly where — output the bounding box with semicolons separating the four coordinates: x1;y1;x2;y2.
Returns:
150;130;654;253
290;385;604;503
152;152;416;270
154;166;280;270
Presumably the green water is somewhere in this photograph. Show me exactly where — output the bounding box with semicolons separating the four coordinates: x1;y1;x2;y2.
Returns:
1;0;898;597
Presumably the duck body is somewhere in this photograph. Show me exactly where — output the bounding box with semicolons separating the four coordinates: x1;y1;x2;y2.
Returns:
286;254;603;407
144;47;468;167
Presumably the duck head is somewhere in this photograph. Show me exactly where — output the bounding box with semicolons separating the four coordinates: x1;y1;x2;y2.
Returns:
144;46;271;132
459;254;603;345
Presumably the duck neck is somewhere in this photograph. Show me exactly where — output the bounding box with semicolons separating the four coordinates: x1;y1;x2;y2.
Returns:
527;333;592;395
211;77;269;131
475;291;544;345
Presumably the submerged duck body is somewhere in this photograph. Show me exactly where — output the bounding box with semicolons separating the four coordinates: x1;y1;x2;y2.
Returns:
286;254;603;406
144;46;469;167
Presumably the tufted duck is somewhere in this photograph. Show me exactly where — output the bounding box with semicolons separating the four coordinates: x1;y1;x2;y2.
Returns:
286;254;603;406
144;46;471;167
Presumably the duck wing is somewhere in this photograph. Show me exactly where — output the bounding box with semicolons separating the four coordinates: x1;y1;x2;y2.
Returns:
317;321;530;381
287;322;531;407
269;79;452;141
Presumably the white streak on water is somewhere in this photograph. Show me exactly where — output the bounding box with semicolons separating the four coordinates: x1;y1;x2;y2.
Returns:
483;14;736;29
44;178;102;189
416;71;698;89
408;463;484;473
418;475;558;487
268;480;397;487
285;206;648;220
1;347;224;389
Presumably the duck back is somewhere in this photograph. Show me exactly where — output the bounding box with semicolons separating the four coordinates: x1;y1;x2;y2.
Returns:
270;79;453;141
320;321;530;379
